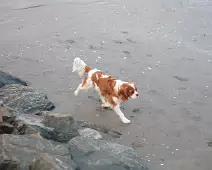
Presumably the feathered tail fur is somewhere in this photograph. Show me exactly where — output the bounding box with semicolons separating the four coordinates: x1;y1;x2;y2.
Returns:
72;58;91;76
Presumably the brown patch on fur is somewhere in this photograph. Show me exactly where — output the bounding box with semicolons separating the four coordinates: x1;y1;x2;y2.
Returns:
107;96;117;106
91;72;118;107
85;66;92;73
82;76;88;87
118;84;135;102
129;82;138;91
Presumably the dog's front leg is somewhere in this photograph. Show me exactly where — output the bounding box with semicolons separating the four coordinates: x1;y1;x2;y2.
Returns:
74;83;82;96
74;77;92;96
113;105;131;124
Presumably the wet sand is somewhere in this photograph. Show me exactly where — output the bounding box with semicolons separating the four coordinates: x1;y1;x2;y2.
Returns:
1;0;212;169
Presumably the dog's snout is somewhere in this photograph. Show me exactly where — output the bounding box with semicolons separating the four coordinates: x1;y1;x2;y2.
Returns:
136;94;139;97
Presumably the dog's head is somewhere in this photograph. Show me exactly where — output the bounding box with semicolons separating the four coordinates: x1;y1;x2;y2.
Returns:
118;82;139;102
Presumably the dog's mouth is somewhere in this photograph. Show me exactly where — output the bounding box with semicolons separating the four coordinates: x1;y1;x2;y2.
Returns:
130;93;139;99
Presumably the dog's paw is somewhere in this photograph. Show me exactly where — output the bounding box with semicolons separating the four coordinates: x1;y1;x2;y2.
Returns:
101;102;111;108
74;90;78;96
121;117;131;124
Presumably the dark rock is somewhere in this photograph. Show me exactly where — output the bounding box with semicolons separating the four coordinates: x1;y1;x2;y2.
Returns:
0;102;2;122
15;5;45;10
182;57;195;61
88;95;101;102
146;54;152;57
0;122;14;134
78;128;102;139
41;113;79;143
40;113;121;142
9;112;121;143
30;154;78;170
0;70;27;88
88;44;97;49
88;44;103;50
126;38;136;43
113;40;125;44
0;107;42;137
11;113;54;139
41;112;121;139
12;117;43;139
192;115;202;121
75;120;122;138
121;31;128;34
132;108;142;113
0;104;13;122
65;39;76;44
122;51;131;57
68;136;148;170
207;141;212;147
173;76;188;82
0;84;54;115
131;140;144;149
147;89;160;95
0;134;77;170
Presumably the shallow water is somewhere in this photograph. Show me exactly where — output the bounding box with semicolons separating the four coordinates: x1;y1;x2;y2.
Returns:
1;0;212;169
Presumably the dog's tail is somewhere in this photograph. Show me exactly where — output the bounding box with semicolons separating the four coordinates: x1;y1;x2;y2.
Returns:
72;58;92;76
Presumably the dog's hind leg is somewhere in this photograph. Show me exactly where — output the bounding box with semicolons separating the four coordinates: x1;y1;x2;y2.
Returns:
98;93;106;104
74;77;92;96
99;95;112;108
101;101;111;108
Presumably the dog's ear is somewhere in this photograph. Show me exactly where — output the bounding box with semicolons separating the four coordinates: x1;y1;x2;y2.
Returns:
107;77;116;95
129;82;138;91
118;84;129;102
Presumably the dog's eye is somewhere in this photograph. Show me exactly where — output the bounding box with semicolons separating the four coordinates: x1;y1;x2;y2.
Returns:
130;90;134;94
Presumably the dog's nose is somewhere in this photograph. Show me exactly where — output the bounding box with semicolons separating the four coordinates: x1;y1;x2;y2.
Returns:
136;94;139;97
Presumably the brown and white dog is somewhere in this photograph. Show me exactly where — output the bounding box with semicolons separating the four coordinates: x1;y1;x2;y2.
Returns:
72;58;139;123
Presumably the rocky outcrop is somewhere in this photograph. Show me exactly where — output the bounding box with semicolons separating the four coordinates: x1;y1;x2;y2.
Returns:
0;134;78;170
40;113;79;142
0;71;148;170
0;122;14;134
68;135;148;170
0;84;55;115
78;128;102;139
30;154;77;170
12;112;121;143
0;71;27;88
